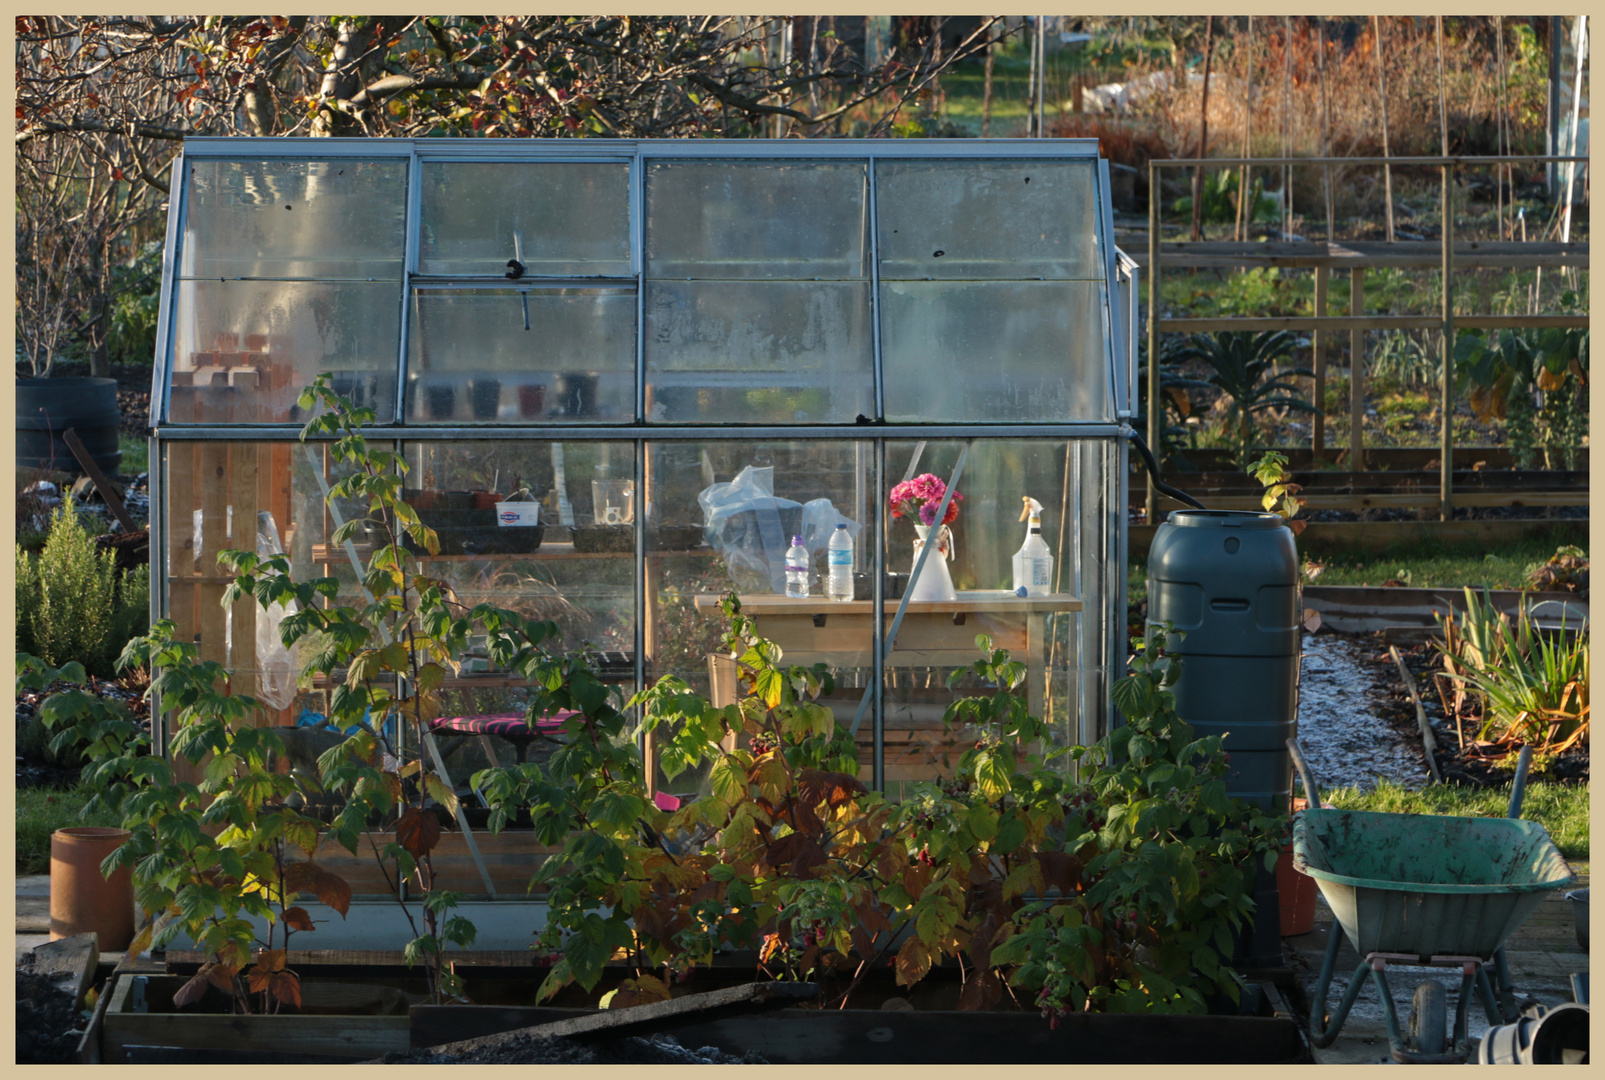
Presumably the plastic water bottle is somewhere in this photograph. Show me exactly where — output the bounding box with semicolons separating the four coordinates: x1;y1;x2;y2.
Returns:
826;523;853;603
784;534;810;598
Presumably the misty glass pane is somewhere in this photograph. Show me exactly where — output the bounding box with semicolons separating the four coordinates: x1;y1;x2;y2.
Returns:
407;288;635;423
167;280;401;423
876;159;1100;280
880;280;1108;423
181;159;407;279
645;160;868;279
418;162;631;277
644;281;872;423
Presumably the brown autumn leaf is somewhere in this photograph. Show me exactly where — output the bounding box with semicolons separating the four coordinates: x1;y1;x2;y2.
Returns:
763;832;828;878
957;967;1003;1011
395;806;442;859
281;860;319;896
270;970;302;1009
314;869;353;917
281;905;316;932
172;969;214;1009
609;974;671;1009
894;938;932;988
255;947;287;973
797;768;866;809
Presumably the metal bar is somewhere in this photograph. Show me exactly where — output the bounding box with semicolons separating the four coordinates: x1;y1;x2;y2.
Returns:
422;733;497;898
1349;268;1365;471
1146;160;1161;525
396;153;422;425
408;276;638;288
1440;167;1454;521
153;423;1133;442
849;441;970;741
871;439;885;791
632;150;646;425
867;157;884;421
1312;268;1327;455
1097;159;1123;421
149;149;185;428
148;436;166;758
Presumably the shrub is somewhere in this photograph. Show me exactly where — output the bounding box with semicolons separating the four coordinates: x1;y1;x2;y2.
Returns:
15;496;149;677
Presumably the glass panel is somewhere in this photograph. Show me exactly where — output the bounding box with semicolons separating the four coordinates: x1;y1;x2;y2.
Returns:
644;281;872;424
167;280;401;423
406;288;636;423
400;440;640;759
418;162;632;277
645;160;868;279
876;159;1100;280
646;439;873;794
880;281;1108;423
161;440;375;755
181;159;407;279
879;439;1079;800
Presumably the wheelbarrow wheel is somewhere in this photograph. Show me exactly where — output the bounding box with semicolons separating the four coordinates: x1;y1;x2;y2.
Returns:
1409;979;1449;1055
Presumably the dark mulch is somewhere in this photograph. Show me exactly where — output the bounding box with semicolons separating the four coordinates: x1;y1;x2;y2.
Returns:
378;1032;766;1065
15;956;88;1064
1356;635;1588;788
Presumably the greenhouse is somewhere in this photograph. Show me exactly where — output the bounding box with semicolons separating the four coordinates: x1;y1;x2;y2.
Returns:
148;137;1136;823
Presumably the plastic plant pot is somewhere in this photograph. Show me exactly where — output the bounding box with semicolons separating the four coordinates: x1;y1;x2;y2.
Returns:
518;384;545;418
470;378;502;420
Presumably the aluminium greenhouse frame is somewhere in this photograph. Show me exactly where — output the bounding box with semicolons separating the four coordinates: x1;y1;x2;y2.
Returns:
149;137;1139;790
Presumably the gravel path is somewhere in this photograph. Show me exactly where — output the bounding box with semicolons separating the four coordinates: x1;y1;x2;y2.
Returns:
1296;632;1432;794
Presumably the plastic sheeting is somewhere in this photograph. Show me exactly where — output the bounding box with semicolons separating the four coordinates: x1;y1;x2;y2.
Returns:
698;465;859;594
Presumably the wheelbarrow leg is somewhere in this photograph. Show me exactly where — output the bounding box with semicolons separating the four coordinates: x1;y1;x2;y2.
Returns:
1308;923;1375;1049
1491;946;1521;1022
1474;961;1507;1028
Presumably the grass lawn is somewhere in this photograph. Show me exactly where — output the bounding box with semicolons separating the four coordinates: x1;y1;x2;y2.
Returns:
16;784;123;875
1130;531;1586;601
1324;779;1588;862
118;434;148;477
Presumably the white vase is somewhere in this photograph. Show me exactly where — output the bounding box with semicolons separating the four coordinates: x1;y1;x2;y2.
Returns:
908;524;958;602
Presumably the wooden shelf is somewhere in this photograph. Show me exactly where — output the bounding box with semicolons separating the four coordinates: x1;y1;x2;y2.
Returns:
312;541;715;563
694;590;1082;616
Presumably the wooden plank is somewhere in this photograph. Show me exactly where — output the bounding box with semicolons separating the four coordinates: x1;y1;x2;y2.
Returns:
103;1011;409;1062
1129;518;1587;559
62;428;138;531
407;1005;1308;1064
165;443;198;640
1153;490;1586;511
229;443;260;705
32;932;99;1010
393;981;819;1061
1158;314;1589;333
197;444;230;668
1128;239;1588;271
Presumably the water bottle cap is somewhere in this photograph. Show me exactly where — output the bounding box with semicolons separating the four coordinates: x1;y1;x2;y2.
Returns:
790;535;804;546
835;523;846;530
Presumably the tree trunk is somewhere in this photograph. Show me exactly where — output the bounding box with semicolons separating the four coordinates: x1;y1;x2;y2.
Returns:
1190;16;1214;242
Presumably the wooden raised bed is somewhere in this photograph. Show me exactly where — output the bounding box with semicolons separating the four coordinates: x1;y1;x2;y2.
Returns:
100;974;412;1064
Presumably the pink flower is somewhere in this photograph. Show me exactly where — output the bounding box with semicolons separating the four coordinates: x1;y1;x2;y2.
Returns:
889;473;962;524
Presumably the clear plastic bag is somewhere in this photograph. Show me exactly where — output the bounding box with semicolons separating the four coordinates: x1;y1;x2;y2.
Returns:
698;465;860;594
254;511;298;711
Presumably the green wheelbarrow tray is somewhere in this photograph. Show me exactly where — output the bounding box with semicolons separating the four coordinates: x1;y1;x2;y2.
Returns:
1293;807;1575;961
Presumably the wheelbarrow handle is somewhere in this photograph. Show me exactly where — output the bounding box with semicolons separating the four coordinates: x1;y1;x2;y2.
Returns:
1507;745;1533;819
1287;736;1323;810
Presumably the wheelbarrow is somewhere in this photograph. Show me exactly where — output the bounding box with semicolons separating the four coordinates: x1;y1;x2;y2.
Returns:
1287;741;1575;1063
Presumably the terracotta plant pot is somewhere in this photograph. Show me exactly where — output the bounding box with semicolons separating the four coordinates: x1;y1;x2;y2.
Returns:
50;827;135;950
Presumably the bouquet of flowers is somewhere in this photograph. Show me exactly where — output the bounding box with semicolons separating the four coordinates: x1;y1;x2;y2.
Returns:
888;473;962;527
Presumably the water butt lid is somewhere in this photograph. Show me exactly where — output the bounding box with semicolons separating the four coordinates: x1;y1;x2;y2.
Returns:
1166;510;1284;530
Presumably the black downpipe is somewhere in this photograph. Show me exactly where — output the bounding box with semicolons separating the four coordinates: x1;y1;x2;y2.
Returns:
1126;431;1206;511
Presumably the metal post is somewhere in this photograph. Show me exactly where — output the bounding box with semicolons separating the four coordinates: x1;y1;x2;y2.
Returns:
1312;267;1327;456
1440;166;1455;520
1146;161;1161;524
1349;268;1365;472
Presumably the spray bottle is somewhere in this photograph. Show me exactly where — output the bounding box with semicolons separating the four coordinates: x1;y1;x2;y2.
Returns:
1012;496;1054;597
